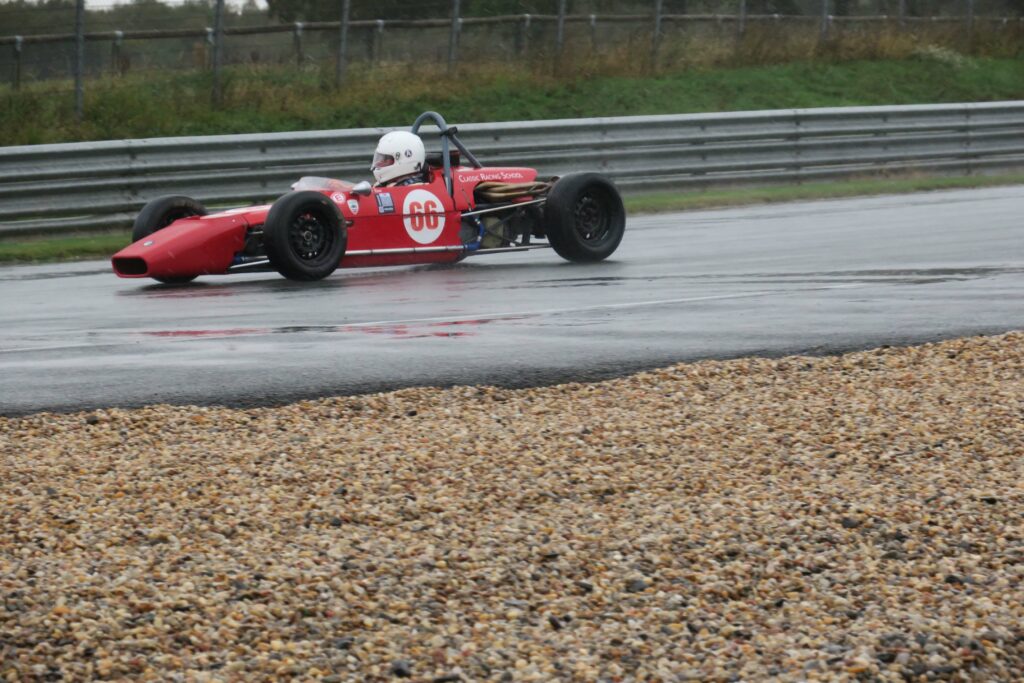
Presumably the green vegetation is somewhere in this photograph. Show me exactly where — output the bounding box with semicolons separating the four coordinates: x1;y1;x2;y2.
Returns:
622;173;1024;214
0;233;131;264
1;56;1022;146
4;173;1022;265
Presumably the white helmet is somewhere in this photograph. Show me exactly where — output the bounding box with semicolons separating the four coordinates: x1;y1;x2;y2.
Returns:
371;131;425;184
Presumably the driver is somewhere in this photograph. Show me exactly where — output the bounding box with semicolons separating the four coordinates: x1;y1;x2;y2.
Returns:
371;131;426;187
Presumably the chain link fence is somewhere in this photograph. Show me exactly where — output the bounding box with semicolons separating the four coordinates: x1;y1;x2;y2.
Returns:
1;0;1022;119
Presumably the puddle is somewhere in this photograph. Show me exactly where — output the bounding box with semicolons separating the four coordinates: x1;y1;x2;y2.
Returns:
139;317;517;341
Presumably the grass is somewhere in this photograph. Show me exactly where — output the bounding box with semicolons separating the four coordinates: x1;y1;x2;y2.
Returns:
0;233;131;264
621;173;1024;214
2;55;1023;146
3;173;1022;265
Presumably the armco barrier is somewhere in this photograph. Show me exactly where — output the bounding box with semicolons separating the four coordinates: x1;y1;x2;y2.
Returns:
1;101;1022;237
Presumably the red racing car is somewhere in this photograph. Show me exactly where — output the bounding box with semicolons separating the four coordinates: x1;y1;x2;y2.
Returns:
112;111;626;284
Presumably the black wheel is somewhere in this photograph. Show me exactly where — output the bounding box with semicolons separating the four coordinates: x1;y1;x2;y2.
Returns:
263;191;347;281
544;173;626;262
133;195;208;284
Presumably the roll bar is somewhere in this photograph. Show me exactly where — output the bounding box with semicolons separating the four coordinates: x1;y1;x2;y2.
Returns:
410;111;482;196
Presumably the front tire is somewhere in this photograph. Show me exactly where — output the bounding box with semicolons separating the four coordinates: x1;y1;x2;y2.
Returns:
544;173;625;262
264;191;347;281
133;195;208;284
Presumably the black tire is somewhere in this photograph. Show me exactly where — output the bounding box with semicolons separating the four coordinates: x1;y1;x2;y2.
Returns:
132;195;208;284
263;191;347;281
543;173;626;262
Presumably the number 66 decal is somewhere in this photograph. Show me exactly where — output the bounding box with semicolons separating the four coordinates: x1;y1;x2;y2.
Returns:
402;189;446;244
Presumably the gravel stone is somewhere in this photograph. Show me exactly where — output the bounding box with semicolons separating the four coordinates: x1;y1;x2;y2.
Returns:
432;675;462;683
1;332;1023;681
389;660;412;678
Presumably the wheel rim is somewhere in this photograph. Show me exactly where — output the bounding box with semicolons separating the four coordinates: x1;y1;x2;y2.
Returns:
573;190;611;245
289;210;334;263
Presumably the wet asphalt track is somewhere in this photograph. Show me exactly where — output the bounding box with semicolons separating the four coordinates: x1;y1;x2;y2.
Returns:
1;186;1022;416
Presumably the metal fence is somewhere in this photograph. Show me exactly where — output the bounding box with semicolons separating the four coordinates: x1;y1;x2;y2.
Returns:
3;0;1023;119
0;100;1022;238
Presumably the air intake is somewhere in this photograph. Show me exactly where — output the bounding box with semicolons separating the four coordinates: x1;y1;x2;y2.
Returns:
112;257;147;276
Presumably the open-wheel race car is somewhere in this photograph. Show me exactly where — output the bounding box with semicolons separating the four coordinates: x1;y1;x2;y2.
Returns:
111;112;626;284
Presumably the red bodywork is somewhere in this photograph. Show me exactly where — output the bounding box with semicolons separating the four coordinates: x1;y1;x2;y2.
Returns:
112;166;539;280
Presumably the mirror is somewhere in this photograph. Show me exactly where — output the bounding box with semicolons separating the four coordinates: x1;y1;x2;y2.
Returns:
351;180;372;197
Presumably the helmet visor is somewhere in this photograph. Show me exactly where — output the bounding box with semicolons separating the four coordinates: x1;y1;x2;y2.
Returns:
372;151;395;170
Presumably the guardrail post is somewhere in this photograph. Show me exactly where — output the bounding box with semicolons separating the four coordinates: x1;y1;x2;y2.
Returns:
12;36;22;91
738;0;747;37
111;30;123;76
293;22;304;67
74;0;85;123
589;15;598;53
447;0;461;75
372;20;384;66
517;14;531;57
335;0;350;87
211;0;224;106
651;0;663;72
898;0;906;28
960;104;972;176
819;0;830;41
554;0;566;74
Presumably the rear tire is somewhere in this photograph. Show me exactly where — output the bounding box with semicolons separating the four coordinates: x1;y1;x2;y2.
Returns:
133;195;208;284
544;173;625;262
264;191;347;281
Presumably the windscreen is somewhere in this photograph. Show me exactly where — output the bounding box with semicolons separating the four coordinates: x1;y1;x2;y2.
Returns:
290;176;353;192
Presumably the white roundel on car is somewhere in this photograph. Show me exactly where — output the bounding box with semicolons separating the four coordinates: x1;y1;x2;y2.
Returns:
402;189;446;245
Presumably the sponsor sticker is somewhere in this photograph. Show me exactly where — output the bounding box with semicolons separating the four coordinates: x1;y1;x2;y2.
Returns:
330;192;346;203
347;198;360;215
376;192;395;214
402;189;446;245
459;170;527;183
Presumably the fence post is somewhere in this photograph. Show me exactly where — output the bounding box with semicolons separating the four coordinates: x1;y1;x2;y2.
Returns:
205;27;213;69
74;0;85;123
517;13;531;57
589;15;597;53
651;0;663;72
335;0;350;87
738;0;747;37
819;0;830;41
111;30;123;76
966;0;974;49
293;22;304;67
554;0;566;74
211;0;224;106
372;20;384;66
898;0;906;28
13;36;22;91
447;0;461;75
